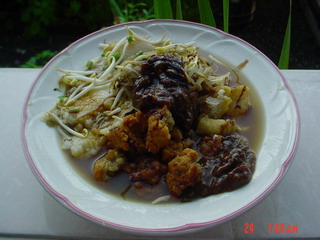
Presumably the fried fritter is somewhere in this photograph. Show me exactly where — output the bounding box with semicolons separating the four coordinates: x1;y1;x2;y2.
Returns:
166;148;200;197
106;111;147;152
146;106;174;154
93;149;126;182
161;138;193;162
106;107;174;154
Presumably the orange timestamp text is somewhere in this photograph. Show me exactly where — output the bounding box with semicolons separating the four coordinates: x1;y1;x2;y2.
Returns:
244;222;299;234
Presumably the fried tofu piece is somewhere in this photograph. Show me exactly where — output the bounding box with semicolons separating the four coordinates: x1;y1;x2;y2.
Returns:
106;111;147;152
123;112;148;151
93;149;126;182
161;138;193;162
67;132;107;158
106;126;130;151
196;115;238;136
107;107;175;154
166;148;200;197
205;87;232;119
226;85;251;117
204;85;251;119
146;106;174;154
161;141;184;163
146;117;170;153
170;127;183;141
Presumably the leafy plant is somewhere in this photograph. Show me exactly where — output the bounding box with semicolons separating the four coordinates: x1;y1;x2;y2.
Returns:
223;0;229;33
154;0;173;19
20;50;57;68
19;0;57;36
153;0;291;69
176;0;183;20
69;0;81;14
10;0;291;69
197;0;216;27
278;0;292;69
109;0;155;23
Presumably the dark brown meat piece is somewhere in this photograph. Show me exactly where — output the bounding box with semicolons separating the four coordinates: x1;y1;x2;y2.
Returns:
123;156;167;185
181;134;256;200
133;53;197;131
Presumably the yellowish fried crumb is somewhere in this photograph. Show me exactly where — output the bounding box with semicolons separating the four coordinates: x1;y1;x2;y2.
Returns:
166;148;200;197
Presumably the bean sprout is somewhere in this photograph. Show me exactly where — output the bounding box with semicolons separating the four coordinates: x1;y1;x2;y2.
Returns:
48;112;86;138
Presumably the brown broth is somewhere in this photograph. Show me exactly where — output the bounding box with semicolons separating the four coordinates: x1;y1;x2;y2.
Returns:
233;73;265;153
213;58;265;153
62;60;265;204
66;154;172;203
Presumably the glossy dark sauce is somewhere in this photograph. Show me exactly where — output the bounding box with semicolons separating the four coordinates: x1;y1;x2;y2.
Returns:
133;53;197;131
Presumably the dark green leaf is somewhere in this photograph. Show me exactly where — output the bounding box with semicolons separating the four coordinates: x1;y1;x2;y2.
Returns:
109;0;125;21
143;9;148;15
29;21;41;36
278;0;291;69
21;10;30;22
223;0;229;33
198;0;216;27
36;50;56;59
70;0;81;13
154;0;173;19
176;0;183;20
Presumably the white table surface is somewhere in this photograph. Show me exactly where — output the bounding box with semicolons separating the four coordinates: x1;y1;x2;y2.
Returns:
1;68;320;240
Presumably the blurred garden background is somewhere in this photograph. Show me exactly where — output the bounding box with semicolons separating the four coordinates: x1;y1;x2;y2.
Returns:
1;0;319;69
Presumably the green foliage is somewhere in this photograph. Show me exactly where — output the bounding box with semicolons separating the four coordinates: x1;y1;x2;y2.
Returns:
2;0;290;69
223;0;229;33
125;3;154;21
20;50;57;68
278;0;292;69
19;0;57;36
79;1;112;31
109;0;125;22
69;0;81;13
109;0;155;23
198;0;216;27
154;0;173;19
1;0;112;38
176;0;183;20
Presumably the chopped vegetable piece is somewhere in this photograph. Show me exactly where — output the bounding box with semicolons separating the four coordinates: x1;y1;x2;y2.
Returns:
86;60;93;69
113;51;121;61
127;36;134;43
135;50;143;57
68;108;80;113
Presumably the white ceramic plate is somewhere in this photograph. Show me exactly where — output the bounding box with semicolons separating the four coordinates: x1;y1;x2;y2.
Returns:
22;20;300;234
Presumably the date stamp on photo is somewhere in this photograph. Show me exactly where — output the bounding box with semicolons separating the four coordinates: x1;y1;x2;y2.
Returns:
244;222;299;234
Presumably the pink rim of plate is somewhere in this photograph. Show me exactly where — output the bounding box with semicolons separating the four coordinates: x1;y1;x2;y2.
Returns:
21;19;300;233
